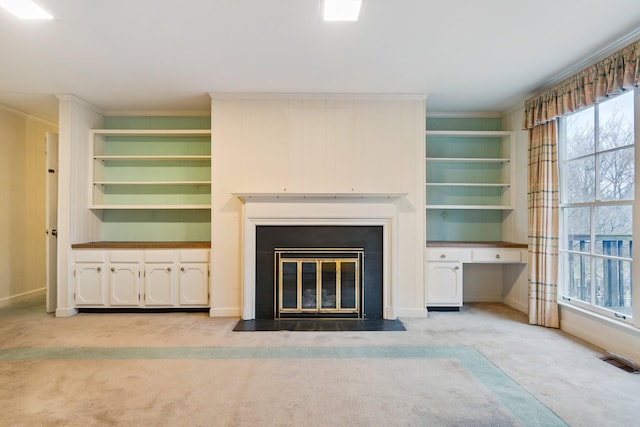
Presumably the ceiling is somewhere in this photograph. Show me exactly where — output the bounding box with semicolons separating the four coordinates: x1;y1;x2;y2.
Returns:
1;0;639;123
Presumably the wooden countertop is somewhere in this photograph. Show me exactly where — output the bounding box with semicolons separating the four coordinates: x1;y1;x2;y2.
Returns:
426;241;527;248
71;241;211;249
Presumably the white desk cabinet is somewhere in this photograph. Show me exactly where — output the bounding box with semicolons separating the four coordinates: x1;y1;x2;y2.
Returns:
426;242;527;309
426;261;463;307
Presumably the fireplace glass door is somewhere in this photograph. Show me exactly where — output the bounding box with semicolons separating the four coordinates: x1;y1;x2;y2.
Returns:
275;249;363;318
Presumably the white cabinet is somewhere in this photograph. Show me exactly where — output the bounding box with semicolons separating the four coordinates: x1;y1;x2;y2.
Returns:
179;263;209;305
74;262;107;306
145;263;176;306
109;263;141;306
426;261;463;307
74;250;107;306
72;248;209;309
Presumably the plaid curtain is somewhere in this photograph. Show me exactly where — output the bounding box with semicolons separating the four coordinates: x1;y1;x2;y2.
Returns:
528;121;559;328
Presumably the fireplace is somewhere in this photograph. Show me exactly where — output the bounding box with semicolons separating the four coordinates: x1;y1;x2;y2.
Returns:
256;226;382;319
234;193;402;320
275;248;364;318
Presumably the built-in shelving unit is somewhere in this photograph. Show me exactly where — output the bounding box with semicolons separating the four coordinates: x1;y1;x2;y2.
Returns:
89;129;211;210
425;130;514;210
425;118;515;242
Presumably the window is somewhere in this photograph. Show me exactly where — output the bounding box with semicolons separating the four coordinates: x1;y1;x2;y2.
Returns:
559;90;636;322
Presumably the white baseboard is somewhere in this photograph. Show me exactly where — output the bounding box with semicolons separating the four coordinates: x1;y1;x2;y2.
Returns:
560;304;640;363
396;308;428;318
209;307;241;317
0;288;45;308
502;296;528;314
55;307;79;317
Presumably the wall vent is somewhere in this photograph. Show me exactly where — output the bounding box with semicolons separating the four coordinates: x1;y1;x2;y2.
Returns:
601;351;640;373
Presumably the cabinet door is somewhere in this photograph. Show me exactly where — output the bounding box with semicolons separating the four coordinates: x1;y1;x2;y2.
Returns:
179;263;209;306
74;263;106;305
110;263;141;306
145;263;176;306
426;261;463;307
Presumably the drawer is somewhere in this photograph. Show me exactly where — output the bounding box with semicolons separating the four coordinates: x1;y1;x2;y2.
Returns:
109;250;142;263
73;250;105;263
426;248;469;262
144;250;177;263
179;250;210;263
471;249;523;263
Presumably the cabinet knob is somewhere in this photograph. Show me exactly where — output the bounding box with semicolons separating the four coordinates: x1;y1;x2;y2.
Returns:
454;266;460;270
110;267;115;272
495;254;501;259
440;254;446;259
167;267;172;272
96;267;101;272
181;267;185;272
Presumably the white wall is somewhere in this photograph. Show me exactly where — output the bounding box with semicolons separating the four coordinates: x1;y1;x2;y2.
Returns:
210;95;426;317
500;107;530;313
0;106;57;305
56;95;103;317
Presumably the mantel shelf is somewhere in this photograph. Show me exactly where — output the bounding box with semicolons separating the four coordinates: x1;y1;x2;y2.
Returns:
233;192;407;202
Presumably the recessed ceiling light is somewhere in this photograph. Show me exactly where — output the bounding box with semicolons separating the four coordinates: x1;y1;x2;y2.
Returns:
323;0;362;22
0;0;53;19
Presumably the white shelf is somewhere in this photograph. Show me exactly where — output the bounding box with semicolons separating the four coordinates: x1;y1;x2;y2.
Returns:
90;205;211;210
94;181;210;186
425;130;513;137
426;205;513;210
426;183;510;188
426;157;509;163
91;129;211;136
94;155;211;161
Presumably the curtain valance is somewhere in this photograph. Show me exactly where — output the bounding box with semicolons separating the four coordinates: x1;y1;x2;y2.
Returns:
523;39;640;129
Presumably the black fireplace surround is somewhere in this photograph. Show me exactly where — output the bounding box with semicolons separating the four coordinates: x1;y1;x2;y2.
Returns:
255;225;383;319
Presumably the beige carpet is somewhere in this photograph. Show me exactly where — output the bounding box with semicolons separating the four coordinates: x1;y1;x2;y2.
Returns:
1;297;639;426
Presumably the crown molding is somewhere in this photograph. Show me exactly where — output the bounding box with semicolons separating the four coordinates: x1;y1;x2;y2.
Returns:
426;111;502;119
0;103;57;127
209;92;428;101
55;94;103;115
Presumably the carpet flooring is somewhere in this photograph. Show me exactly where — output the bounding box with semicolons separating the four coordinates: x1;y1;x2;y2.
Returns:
1;296;639;426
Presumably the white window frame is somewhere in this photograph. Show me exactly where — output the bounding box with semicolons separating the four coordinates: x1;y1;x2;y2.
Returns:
558;89;638;326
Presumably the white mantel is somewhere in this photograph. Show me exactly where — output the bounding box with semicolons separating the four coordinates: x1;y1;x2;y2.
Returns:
235;193;402;320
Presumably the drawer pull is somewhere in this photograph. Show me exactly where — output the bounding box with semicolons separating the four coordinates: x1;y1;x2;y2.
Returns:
111;267;115;272
454;266;460;270
96;267;101;272
495;254;500;259
440;254;446;259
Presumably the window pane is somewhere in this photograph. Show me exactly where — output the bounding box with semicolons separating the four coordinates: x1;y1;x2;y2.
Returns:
281;262;298;309
321;262;337;309
301;262;317;309
595;205;632;257
565;252;591;303
594;258;632;315
598;91;634;150
566;156;595;202
340;262;357;309
598;147;634;201
565;107;595;159
565;207;590;252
